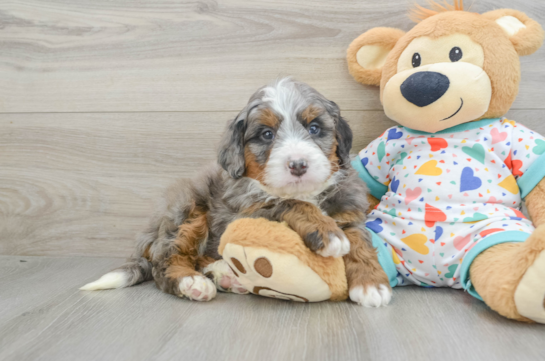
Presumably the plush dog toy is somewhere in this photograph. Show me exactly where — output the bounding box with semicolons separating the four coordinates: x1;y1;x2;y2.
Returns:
218;218;348;302
347;1;545;322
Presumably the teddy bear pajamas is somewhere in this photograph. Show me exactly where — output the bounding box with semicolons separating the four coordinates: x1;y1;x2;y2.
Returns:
353;118;545;299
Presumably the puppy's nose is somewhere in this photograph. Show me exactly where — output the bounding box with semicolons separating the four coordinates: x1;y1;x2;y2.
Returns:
400;71;450;107
288;159;308;177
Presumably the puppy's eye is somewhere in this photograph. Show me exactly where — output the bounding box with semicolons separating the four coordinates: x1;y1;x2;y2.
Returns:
412;53;421;68
449;47;462;62
261;130;275;140
308;124;320;135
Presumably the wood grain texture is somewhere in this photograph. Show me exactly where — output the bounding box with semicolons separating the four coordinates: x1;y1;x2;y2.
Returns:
0;0;543;113
0;255;544;361
1;110;544;257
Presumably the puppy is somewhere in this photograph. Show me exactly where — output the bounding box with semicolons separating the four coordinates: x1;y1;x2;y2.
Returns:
81;78;391;307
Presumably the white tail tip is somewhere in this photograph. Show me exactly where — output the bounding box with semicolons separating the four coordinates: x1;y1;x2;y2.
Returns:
80;272;129;291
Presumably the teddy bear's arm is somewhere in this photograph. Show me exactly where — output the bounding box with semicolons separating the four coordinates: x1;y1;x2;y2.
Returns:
525;178;545;227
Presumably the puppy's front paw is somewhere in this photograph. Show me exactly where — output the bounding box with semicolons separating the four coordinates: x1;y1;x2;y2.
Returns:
302;217;350;258
349;284;391;307
203;259;249;294
179;275;217;301
316;233;350;258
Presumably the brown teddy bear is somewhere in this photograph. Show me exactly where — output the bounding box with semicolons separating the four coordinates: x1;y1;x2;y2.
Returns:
346;1;545;323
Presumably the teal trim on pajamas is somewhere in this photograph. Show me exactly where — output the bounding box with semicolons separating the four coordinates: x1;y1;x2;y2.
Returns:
367;228;398;288
351;156;388;200
518;152;545;199
460;231;530;301
403;118;502;135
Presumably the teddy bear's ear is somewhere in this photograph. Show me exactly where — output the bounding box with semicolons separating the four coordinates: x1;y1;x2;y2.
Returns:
483;9;544;56
347;27;405;86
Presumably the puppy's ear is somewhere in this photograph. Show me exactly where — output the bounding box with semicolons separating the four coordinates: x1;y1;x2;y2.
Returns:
325;101;353;169
347;27;405;86
218;113;246;179
483;9;544;56
335;116;353;169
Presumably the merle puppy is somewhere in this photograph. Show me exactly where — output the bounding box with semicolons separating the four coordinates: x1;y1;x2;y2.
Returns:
81;78;391;307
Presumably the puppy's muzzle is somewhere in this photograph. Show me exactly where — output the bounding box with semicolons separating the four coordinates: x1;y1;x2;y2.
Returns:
288;159;308;177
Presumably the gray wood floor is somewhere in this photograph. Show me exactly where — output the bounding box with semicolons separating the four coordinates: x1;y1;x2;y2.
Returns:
1;255;544;361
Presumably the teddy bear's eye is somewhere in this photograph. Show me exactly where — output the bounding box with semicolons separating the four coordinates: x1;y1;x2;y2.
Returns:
412;53;421;68
449;47;463;62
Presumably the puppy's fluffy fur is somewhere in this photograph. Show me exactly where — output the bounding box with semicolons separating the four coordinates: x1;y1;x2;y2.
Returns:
81;78;391;307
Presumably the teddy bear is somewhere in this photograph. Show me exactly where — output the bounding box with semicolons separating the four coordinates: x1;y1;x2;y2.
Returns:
345;1;545;323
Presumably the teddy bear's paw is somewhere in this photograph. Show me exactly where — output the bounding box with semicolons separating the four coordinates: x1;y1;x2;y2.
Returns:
349;284;391;307
203;259;249;294
178;275;217;302
514;248;545;323
223;243;334;302
316;233;350;258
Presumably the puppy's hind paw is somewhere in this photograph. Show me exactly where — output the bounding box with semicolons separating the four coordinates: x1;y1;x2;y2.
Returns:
317;233;350;258
349;284;392;307
179;275;217;302
203;259;249;294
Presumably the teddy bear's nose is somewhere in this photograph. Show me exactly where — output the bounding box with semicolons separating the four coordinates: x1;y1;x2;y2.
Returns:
400;71;450;107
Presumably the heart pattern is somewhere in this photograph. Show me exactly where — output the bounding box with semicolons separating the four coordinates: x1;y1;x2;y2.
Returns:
366;218;383;233
504;152;523;177
428;138;448;152
498;175;519;194
377;141;386;162
401;234;429;255
358;118;540;290
444;264;458;279
462;144;485;164
396;152;408;165
463;212;488;223
460;167;482;192
415;160;442;176
490;128;507;144
533;139;545;155
434;226;444;242
424;203;447;227
387;128;403;141
390;176;400;193
405;187;422;205
453;235;471;250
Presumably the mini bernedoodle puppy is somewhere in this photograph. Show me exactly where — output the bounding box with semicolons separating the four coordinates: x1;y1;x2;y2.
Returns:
81;78;392;307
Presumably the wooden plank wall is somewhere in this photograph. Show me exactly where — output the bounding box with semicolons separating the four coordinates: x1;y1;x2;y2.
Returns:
1;0;544;257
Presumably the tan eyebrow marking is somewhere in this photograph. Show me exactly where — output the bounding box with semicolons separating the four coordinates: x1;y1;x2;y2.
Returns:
301;105;322;124
260;108;280;128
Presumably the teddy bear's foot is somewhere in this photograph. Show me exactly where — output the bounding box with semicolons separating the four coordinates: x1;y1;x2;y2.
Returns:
514;226;545;323
471;224;545;322
178;275;217;302
203;259;249;294
349;284;392;307
223;243;337;302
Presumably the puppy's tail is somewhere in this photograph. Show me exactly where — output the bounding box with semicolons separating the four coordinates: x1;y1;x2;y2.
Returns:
80;257;153;291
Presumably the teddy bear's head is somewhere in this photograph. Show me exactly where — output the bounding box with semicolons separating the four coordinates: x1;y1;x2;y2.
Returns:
347;1;544;133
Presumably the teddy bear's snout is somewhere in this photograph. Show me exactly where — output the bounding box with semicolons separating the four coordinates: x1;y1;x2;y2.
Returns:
400;71;450;107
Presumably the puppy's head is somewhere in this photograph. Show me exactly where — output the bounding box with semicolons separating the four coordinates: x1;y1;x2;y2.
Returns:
218;78;352;196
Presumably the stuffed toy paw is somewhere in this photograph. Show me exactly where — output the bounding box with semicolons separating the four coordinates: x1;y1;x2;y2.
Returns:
218;218;348;302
